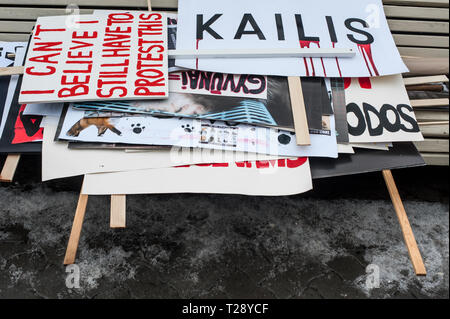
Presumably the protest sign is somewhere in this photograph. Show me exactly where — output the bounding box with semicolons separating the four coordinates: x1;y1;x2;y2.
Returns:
82;157;313;196
1;43;27;138
19;12;168;104
175;0;407;77
345;75;423;143
56;105;338;158
0;47;43;153
72;76;294;129
42;115;287;181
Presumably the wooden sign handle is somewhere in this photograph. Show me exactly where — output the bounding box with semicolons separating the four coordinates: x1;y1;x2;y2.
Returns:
110;195;126;228
64;188;89;265
288;77;311;146
0;154;21;182
382;170;426;276
0;66;24;76
418;121;449;126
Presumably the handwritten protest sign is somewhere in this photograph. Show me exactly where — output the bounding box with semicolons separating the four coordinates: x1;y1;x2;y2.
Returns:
345;75;423;143
19;12;168;103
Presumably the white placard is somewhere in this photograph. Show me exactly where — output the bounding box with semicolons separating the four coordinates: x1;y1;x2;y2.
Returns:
93;10;182;72
337;144;354;154
350;142;392;151
345;75;423;143
42;115;289;181
23;103;63;118
57;106;338;158
82;157;312;196
175;0;407;77
19;12;168;103
0;42;26;67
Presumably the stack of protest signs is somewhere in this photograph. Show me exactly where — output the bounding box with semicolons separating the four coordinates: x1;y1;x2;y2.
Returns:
1;0;425;196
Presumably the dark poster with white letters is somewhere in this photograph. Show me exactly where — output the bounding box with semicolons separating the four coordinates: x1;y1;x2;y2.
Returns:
0;76;43;154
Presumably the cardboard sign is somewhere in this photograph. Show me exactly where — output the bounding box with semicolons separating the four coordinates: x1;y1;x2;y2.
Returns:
73;75;331;133
42;115;288;181
167;13;181;72
344;75;423;143
82;157;313;196
176;0;407;77
0;42;23;67
56;105;338;158
310;142;425;179
23;103;63;118
0;76;44;153
1;42;27;138
169;71;268;99
0;47;43;153
73;76;294;129
93;10;181;72
19;12;168;104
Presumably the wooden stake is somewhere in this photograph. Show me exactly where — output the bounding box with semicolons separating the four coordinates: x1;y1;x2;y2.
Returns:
411;98;449;108
0;66;24;76
418;120;449;126
382;170;427;276
110;195;126;228
64;188;89;265
406;84;444;92
288;77;311;146
403;75;449;86
0;154;21;182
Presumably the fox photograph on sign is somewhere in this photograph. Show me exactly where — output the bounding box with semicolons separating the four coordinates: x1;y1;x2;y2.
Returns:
55;104;338;158
19;12;168;104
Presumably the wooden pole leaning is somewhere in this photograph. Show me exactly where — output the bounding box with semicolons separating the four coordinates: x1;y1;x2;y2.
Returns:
382;169;427;276
63;180;89;265
63;0;159;265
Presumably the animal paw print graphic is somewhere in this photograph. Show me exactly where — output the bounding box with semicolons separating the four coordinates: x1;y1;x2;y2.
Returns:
277;131;295;145
182;124;195;133
131;123;145;134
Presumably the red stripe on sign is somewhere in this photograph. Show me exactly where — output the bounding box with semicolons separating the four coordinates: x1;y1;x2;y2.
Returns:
21;90;55;95
77;20;99;24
